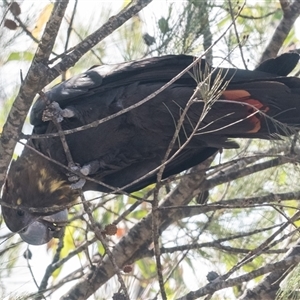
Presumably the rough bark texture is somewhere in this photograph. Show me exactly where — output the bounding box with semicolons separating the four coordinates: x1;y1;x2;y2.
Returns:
0;1;68;185
259;0;300;63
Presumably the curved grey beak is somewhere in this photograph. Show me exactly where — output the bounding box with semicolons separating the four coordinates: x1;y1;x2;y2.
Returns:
19;209;68;245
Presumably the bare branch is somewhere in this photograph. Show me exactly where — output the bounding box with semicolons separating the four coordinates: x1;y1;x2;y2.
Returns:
239;239;300;300
176;253;300;300
259;0;300;62
60;160;211;300
48;0;153;78
0;1;68;184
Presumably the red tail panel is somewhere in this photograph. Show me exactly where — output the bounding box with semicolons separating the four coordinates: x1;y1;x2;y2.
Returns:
222;90;270;133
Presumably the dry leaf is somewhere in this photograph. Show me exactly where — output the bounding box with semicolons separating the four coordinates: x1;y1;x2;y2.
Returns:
4;19;18;30
32;3;53;38
10;2;21;16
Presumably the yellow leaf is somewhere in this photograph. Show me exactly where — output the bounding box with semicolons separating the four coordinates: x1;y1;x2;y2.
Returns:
122;0;132;7
32;3;54;39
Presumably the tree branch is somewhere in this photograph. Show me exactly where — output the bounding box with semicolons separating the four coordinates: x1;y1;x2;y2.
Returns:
259;0;300;63
239;238;300;300
0;1;68;185
60;160;211;300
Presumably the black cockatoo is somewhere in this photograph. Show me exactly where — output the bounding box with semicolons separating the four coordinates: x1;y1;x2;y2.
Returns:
2;53;300;245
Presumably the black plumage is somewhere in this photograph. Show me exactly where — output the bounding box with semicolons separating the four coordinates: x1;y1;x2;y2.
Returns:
2;53;300;245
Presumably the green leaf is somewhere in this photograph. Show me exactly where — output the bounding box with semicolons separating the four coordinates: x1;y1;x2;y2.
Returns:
6;51;34;63
158;17;170;35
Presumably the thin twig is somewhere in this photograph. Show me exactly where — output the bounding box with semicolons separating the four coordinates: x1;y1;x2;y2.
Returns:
25;245;45;299
62;0;78;81
176;253;300;300
80;191;130;300
29;3;246;141
217;211;300;283
46;92;130;299
38;234;65;298
228;0;248;69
